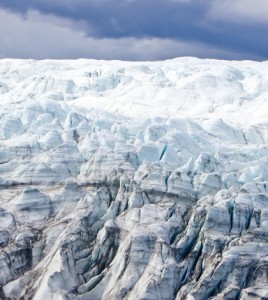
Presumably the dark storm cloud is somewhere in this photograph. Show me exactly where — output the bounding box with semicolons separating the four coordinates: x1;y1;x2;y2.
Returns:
0;0;267;60
0;0;207;39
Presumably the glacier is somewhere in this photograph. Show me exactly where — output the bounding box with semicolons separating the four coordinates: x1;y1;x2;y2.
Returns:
0;57;268;299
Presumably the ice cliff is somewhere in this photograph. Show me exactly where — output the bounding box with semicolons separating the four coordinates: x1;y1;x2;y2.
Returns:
0;57;268;299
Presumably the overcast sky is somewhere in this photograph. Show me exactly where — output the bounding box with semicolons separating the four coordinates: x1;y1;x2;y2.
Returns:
0;0;267;61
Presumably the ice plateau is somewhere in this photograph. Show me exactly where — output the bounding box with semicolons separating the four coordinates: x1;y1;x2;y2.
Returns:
0;57;268;299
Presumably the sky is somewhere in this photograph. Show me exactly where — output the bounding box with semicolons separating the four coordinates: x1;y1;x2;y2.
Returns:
0;0;267;61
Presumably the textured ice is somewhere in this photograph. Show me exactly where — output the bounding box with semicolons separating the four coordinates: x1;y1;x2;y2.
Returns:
0;57;268;299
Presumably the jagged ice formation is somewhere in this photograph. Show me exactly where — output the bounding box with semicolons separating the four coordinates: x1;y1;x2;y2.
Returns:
0;57;268;299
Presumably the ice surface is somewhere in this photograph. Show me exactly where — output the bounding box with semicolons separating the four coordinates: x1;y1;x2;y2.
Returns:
0;57;268;299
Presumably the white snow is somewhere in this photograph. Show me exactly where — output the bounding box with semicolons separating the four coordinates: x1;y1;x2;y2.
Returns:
0;57;268;300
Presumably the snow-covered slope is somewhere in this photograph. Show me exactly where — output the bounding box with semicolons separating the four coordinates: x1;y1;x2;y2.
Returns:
0;58;268;299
